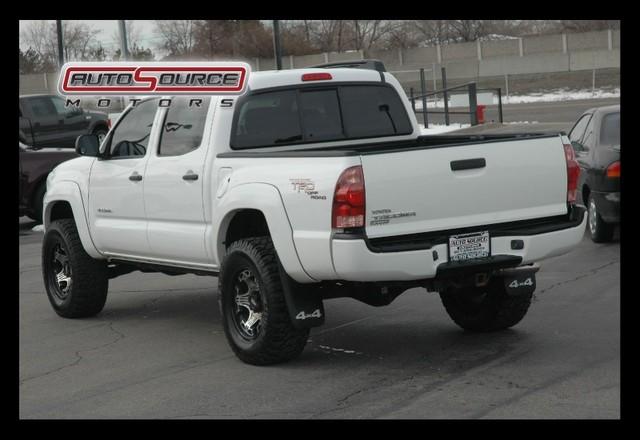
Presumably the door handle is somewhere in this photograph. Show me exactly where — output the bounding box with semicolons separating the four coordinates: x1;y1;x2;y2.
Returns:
450;158;486;171
182;172;199;181
129;173;143;182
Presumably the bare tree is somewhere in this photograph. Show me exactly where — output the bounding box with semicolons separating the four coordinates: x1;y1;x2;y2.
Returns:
20;20;103;65
110;20;142;49
155;20;196;58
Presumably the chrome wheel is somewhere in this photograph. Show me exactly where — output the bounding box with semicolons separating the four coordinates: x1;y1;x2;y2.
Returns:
589;198;598;236
231;269;263;340
51;243;72;301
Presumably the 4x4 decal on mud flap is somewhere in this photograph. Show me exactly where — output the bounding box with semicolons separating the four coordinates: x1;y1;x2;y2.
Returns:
295;309;323;320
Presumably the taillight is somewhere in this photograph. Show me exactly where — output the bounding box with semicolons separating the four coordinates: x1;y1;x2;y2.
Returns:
107;119;112;129
563;143;580;204
301;72;332;82
332;166;365;229
606;161;620;178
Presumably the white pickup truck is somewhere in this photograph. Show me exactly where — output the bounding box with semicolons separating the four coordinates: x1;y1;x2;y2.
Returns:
42;66;587;365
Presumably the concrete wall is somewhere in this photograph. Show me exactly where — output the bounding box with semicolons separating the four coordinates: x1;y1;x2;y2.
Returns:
481;39;520;58
441;41;478;60
567;30;609;51
479;52;570;76
612;29;620;48
523;34;564;55
291;53;326;68
403;46;439;66
570;49;620;70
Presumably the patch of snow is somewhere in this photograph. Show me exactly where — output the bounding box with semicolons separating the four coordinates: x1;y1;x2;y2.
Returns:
32;224;44;232
409;87;620;108
503;88;620;104
419;123;469;135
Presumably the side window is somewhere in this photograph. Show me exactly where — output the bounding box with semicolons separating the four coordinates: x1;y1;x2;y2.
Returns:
158;97;211;156
50;96;67;116
600;112;620;146
107;99;158;158
233;90;301;149
27;97;57;118
569;114;592;143
581;117;596;151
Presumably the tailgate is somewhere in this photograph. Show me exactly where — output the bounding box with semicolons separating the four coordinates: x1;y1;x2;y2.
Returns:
361;135;568;238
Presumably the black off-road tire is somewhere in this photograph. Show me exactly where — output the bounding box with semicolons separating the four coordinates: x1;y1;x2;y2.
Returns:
219;237;309;365
439;279;532;332
588;193;615;243
42;219;109;318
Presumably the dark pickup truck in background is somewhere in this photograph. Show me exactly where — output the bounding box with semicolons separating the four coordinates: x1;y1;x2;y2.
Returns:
19;94;110;148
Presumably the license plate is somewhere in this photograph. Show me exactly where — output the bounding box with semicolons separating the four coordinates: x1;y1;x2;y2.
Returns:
448;231;490;262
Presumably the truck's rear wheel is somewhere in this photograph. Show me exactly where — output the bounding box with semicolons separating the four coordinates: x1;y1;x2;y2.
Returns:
219;237;309;365
42;219;109;318
439;279;532;332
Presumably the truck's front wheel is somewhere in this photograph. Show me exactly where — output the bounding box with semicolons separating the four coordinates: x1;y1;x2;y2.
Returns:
42;219;109;318
439;279;532;332
219;237;309;365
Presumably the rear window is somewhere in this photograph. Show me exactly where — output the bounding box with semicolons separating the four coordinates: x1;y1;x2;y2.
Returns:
231;84;412;149
600;112;620;145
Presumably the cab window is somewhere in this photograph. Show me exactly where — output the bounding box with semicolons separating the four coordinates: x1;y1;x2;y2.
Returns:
106;99;158;158
158;97;211;156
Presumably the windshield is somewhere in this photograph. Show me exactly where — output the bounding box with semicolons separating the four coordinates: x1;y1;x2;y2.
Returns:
600;112;620;146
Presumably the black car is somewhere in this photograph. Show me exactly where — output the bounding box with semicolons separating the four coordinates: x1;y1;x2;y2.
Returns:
569;104;620;242
19;94;110;148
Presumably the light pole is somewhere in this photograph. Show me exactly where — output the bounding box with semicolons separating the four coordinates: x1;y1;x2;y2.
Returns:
56;20;64;67
272;20;282;70
118;20;130;61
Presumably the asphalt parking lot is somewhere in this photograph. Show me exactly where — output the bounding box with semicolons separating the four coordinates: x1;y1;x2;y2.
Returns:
19;217;620;419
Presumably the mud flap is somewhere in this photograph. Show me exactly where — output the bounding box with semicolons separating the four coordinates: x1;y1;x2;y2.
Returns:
278;266;325;329
499;265;539;296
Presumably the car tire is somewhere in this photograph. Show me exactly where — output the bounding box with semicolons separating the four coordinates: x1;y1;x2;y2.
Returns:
42;219;109;318
439;278;532;332
29;182;46;224
93;127;108;144
588;193;615;243
219;237;309;365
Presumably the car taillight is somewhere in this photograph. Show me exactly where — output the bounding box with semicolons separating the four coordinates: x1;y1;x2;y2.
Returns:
606;161;620;178
563;143;580;204
332;166;365;229
107;119;112;129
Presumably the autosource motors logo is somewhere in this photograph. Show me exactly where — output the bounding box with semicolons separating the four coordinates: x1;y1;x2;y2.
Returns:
58;61;250;95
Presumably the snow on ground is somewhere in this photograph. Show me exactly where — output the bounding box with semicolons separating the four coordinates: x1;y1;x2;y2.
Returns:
419;123;469;135
32;224;44;232
501;88;620;104
411;87;620;109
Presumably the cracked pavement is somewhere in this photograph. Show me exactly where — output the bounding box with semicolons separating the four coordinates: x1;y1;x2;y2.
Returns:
19;218;619;419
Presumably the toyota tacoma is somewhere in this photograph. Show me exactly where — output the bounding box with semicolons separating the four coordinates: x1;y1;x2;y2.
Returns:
41;66;587;365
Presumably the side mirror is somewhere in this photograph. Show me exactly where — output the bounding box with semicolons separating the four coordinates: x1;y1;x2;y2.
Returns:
75;134;101;157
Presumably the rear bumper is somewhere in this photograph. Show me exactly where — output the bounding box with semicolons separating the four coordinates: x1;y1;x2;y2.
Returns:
331;207;587;282
592;191;620;223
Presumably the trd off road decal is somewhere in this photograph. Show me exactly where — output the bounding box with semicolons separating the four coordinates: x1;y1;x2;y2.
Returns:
290;178;326;200
58;62;250;95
